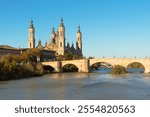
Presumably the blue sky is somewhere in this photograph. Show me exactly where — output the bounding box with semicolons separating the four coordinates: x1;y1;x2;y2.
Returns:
0;0;150;58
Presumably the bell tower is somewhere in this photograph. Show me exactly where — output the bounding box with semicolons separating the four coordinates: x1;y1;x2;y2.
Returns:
76;25;82;56
57;18;65;55
28;19;35;48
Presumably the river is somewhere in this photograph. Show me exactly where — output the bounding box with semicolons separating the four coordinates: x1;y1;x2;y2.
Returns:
0;69;150;100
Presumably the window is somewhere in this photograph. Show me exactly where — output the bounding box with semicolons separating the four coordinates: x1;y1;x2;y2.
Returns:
30;43;31;47
60;42;62;47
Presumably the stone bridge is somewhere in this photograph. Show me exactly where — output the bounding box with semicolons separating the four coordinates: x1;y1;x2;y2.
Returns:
42;58;150;73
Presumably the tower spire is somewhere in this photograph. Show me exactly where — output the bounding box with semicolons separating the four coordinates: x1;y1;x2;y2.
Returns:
78;25;81;33
52;27;55;33
31;19;33;24
38;38;41;44
30;19;34;28
76;25;82;56
28;19;35;48
57;17;65;55
60;17;64;27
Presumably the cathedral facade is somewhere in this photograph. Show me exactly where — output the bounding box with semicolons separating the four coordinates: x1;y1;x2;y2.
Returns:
28;18;82;57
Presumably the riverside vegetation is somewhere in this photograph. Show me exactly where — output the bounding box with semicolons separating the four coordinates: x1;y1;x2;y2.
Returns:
0;49;83;80
111;65;127;74
0;49;43;81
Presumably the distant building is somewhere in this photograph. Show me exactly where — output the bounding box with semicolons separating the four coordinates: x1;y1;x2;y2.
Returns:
0;45;55;61
28;18;83;57
40;49;56;61
0;45;21;56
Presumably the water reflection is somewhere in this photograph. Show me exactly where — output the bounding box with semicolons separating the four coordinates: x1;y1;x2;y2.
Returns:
0;72;150;100
91;68;145;73
92;68;111;73
127;68;144;73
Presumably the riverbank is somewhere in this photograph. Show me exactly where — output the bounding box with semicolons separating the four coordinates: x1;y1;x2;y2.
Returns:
0;49;44;81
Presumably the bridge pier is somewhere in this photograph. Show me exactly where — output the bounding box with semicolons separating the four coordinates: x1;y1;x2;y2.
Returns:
55;61;62;72
78;59;90;73
144;66;150;73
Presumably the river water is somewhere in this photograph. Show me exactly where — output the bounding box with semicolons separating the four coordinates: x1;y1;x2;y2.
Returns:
0;69;150;100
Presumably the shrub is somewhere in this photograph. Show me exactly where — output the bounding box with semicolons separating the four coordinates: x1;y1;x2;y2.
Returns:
0;51;44;81
111;65;127;74
23;63;35;76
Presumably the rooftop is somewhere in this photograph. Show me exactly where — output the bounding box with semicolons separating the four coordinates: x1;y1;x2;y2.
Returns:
0;45;19;50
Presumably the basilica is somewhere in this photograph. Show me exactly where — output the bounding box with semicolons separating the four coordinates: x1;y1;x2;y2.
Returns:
28;18;83;57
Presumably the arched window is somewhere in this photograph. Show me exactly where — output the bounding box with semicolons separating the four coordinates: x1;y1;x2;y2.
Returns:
60;42;62;47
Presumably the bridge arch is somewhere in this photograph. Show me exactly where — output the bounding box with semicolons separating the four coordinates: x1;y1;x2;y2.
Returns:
43;65;55;73
89;59;116;68
90;62;112;69
89;61;112;73
42;61;61;72
62;63;79;72
126;62;145;73
127;62;145;68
